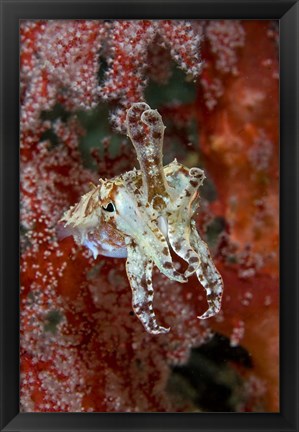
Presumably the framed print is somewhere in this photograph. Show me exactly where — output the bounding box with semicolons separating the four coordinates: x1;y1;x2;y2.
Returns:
0;0;298;431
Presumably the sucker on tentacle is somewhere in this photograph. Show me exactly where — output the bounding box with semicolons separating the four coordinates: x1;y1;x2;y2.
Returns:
59;102;224;334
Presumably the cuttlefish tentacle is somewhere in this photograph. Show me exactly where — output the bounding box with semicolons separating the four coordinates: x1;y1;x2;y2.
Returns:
125;104;186;283
190;221;224;318
126;242;170;334
137;215;187;283
168;167;206;278
126;103;169;209
114;189;186;284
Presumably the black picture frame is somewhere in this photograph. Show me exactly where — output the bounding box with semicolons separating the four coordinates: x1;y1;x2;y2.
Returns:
1;0;298;431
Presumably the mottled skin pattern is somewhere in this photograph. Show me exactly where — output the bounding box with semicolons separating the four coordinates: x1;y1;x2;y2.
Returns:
60;103;223;334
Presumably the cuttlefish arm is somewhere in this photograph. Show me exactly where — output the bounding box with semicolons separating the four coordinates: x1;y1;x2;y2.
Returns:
114;185;187;284
167;167;206;278
124;103;187;283
126;103;169;210
137;215;187;283
126;241;170;334
190;220;224;319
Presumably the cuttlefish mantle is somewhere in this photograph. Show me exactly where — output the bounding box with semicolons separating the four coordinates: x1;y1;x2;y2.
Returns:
60;102;224;335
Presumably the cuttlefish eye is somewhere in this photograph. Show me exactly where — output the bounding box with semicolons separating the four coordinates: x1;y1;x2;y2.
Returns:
102;202;115;213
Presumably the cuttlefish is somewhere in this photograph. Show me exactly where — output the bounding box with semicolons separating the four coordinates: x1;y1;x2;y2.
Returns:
59;103;223;334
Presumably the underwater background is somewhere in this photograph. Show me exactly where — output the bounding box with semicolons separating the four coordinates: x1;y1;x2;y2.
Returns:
20;19;279;412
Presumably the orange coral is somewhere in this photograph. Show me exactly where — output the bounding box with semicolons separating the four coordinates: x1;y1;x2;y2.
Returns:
196;20;279;411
